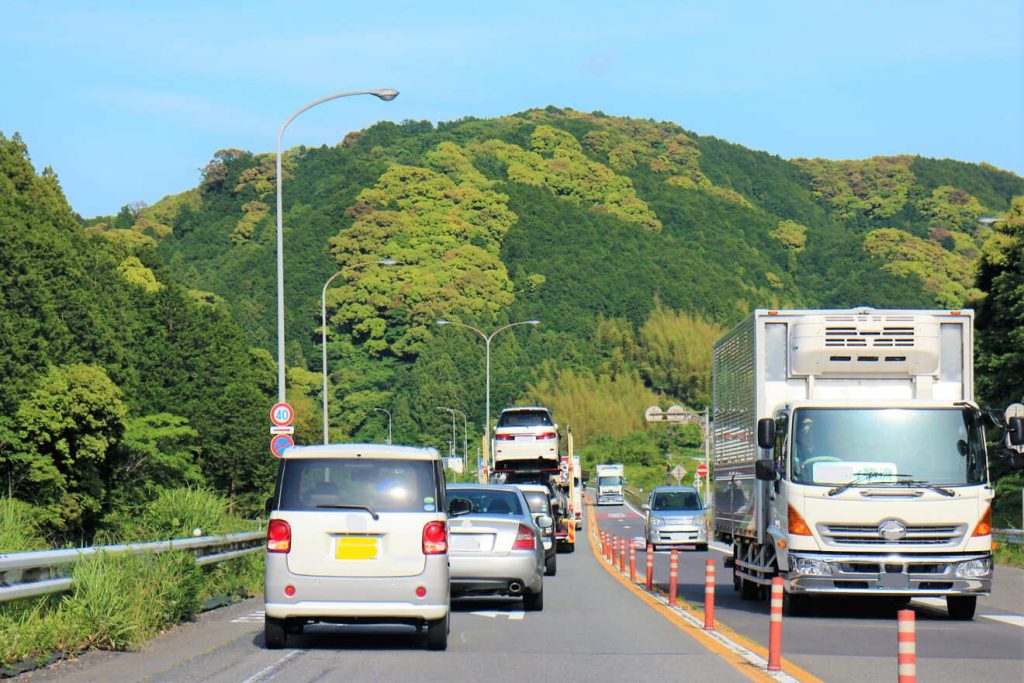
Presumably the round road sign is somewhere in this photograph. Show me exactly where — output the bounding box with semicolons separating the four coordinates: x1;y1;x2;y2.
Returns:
696;463;709;477
270;434;294;457
270;402;294;426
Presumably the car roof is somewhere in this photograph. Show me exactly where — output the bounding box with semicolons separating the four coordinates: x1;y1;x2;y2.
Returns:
498;406;551;414
651;485;700;493
510;484;551;493
281;443;441;461
448;483;524;493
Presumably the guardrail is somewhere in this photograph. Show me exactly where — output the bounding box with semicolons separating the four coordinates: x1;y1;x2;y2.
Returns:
994;528;1022;545
0;531;265;603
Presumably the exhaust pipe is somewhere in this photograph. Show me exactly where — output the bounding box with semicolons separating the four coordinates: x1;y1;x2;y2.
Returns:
508;581;524;595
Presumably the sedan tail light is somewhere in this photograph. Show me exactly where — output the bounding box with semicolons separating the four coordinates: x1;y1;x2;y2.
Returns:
422;521;448;554
267;519;291;553
536;431;557;440
512;524;536;550
494;433;515;441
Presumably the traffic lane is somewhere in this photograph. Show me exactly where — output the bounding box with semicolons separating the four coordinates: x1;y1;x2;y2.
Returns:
589;506;1023;682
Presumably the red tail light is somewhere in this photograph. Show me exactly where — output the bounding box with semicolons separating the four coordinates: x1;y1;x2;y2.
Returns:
267;519;291;553
422;521;448;554
537;431;557;440
512;524;536;550
495;433;515;441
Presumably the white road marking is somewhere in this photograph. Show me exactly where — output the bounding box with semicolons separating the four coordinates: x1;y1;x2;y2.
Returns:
981;614;1024;627
240;649;305;683
231;610;265;623
470;610;524;620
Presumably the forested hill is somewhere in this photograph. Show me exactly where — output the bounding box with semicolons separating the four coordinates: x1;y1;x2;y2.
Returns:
5;106;1024;536
82;107;1023;443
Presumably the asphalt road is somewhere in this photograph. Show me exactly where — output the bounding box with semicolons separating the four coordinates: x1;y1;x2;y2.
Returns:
594;497;1024;682
19;506;756;683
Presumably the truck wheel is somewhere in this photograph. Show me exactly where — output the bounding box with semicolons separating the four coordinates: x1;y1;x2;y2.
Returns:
783;591;808;616
946;595;977;620
740;577;760;600
425;613;449;650
524;587;544;611
545;553;557;576
695;543;708;552
264;615;287;649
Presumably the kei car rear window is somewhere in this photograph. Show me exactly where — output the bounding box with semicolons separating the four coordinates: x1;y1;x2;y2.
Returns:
652;491;701;510
277;458;441;513
497;410;553;427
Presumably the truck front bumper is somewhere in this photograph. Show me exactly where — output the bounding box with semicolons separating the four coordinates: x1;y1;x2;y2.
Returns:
785;551;992;596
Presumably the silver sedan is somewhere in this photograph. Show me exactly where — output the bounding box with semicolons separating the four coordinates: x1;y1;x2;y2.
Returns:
446;484;548;610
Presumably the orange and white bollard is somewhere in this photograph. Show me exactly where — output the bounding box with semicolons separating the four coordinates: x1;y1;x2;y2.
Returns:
768;577;783;672
629;543;637;582
619;536;626;573
602;531;609;559
668;549;679;606
645;544;654;591
897;609;916;683
703;559;716;631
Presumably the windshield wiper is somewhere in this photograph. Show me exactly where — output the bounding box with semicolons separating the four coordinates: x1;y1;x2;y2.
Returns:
315;504;380;520
827;472;912;497
895;480;955;497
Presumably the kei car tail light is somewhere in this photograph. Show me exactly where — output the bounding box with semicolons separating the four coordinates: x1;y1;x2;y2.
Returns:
267;519;291;553
536;431;557;440
422;521;448;554
971;506;992;537
787;506;812;536
512;524;536;550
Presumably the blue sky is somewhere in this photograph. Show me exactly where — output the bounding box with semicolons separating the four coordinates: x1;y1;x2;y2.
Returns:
3;1;1022;218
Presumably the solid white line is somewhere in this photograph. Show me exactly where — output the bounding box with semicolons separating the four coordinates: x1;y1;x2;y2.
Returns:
240;650;305;683
981;614;1024;627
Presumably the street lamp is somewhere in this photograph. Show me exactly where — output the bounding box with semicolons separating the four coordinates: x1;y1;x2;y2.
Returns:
373;407;392;445
436;406;457;461
437;406;468;470
321;257;399;443
435;319;540;468
275;88;399;404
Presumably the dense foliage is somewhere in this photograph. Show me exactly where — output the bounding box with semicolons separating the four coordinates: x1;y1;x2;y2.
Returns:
6;105;1024;540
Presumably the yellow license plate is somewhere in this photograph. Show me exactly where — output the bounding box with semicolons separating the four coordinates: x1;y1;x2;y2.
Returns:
336;536;378;560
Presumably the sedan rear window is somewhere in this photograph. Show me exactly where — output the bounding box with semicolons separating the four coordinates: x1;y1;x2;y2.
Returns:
497;410;553;428
448;489;524;516
277;458;441;513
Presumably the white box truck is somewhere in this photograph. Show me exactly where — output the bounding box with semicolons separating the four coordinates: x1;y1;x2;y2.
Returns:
712;308;1003;619
596;463;625;505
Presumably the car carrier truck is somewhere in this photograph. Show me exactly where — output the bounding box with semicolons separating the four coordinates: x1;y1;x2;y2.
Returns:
712;308;1008;620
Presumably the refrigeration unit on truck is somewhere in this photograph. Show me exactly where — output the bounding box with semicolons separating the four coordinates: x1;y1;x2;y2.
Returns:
596;464;625;505
711;308;1015;620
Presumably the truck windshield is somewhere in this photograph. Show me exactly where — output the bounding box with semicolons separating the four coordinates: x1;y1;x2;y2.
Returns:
598;476;623;487
790;408;987;487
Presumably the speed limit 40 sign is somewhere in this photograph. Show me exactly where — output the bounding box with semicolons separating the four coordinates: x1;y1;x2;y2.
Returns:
270;402;294;427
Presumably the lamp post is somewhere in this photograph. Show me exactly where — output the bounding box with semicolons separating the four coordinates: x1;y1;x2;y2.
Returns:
437;406;468;470
321;257;399;443
275;88;399;405
435;319;540;468
373;407;392;445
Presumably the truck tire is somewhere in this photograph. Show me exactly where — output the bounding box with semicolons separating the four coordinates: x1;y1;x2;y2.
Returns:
545;553;557;576
425;613;449;650
264;615;287;649
783;591;809;616
740;577;761;600
946;595;977;620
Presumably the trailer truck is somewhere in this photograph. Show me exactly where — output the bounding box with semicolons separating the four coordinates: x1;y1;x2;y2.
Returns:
712;308;1006;619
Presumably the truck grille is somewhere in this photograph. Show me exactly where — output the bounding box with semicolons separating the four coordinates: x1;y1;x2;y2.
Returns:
818;523;966;546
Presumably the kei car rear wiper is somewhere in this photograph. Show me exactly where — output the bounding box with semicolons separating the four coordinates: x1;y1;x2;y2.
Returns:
827;472;912;497
315;504;380;520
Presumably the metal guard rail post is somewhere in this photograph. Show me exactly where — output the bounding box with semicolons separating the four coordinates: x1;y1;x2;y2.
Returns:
0;530;265;603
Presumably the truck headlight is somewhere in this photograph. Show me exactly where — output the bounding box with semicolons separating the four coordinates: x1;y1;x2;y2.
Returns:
792;557;834;576
650;516;666;528
691;516;707;527
955;558;991;579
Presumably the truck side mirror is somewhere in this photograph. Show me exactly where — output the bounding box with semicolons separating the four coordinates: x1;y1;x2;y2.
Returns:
755;459;777;481
1009;416;1024;446
757;418;776;449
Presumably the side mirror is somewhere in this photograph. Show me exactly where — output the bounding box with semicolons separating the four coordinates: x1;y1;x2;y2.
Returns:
754;459;777;481
536;514;553;529
641;503;651;512
757;418;776;450
1009;416;1024;446
448;498;473;517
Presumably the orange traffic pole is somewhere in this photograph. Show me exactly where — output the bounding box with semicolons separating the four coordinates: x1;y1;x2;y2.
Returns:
618;536;626;573
703;559;716;630
768;577;783;672
645;544;654;591
629;543;637;582
668;549;679;606
897;609;916;683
